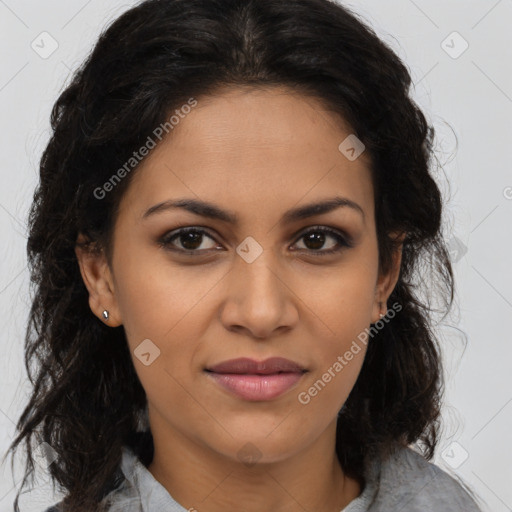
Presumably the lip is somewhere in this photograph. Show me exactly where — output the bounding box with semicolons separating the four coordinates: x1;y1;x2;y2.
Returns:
205;357;307;401
207;357;306;374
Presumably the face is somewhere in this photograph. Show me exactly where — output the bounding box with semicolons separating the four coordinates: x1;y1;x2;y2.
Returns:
77;85;402;466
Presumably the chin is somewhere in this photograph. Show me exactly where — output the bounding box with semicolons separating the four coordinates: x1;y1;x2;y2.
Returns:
206;429;310;467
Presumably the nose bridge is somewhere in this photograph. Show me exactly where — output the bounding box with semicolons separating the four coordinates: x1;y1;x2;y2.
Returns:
235;240;283;305
221;239;296;337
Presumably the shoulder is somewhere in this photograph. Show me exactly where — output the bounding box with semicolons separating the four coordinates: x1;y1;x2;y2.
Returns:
41;447;138;512
370;445;483;511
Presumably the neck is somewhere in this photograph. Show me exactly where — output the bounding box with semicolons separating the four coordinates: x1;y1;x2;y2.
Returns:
147;411;362;512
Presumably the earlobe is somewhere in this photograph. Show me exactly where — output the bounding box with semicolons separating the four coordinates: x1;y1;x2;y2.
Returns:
74;234;122;327
372;231;406;323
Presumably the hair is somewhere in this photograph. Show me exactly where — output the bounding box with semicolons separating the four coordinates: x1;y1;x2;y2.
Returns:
5;0;458;510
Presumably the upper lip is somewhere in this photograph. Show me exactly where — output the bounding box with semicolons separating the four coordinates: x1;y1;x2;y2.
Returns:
206;357;307;375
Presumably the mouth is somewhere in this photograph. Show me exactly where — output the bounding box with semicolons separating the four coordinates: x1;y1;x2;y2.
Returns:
204;357;308;401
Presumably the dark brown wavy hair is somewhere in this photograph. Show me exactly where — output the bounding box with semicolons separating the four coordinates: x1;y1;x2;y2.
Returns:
5;0;457;510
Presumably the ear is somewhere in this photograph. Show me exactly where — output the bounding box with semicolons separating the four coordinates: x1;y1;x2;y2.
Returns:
372;231;406;323
75;233;122;327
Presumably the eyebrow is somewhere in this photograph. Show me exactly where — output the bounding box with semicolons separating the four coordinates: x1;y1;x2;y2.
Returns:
142;196;365;224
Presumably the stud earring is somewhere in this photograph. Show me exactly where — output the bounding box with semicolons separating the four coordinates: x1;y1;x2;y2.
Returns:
102;310;109;321
379;302;385;319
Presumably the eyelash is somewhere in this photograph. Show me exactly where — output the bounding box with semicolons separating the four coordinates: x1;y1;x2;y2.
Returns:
158;226;353;257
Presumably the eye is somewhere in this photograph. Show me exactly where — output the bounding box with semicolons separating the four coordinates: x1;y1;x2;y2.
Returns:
159;225;353;256
159;227;221;254
291;226;352;256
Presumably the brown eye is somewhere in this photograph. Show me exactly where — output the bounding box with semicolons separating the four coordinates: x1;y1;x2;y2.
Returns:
158;225;353;257
292;227;353;256
160;227;220;253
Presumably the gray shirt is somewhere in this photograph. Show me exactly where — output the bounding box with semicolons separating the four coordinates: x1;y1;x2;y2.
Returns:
45;444;483;511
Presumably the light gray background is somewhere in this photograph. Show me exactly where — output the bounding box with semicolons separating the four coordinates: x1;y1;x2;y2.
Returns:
0;1;511;511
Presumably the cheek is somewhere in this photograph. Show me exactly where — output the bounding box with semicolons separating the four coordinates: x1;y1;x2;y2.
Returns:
111;242;226;397
294;248;377;407
292;337;368;444
302;256;378;343
295;295;371;426
112;238;217;341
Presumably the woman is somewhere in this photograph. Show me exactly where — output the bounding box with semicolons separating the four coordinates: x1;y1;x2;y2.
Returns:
5;0;483;510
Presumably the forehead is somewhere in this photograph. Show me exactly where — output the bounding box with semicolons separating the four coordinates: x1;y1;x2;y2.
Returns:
120;86;374;225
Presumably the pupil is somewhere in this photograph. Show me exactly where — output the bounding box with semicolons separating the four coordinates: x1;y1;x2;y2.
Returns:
182;232;202;250
305;232;325;250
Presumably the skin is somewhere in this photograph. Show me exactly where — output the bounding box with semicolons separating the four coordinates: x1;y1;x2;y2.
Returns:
76;85;404;512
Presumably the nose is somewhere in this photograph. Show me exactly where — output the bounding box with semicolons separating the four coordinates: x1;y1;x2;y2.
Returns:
219;249;299;340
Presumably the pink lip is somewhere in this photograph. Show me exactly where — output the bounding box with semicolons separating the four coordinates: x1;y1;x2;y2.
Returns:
205;357;307;401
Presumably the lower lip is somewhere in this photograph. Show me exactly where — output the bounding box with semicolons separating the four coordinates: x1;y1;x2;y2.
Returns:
207;372;304;401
